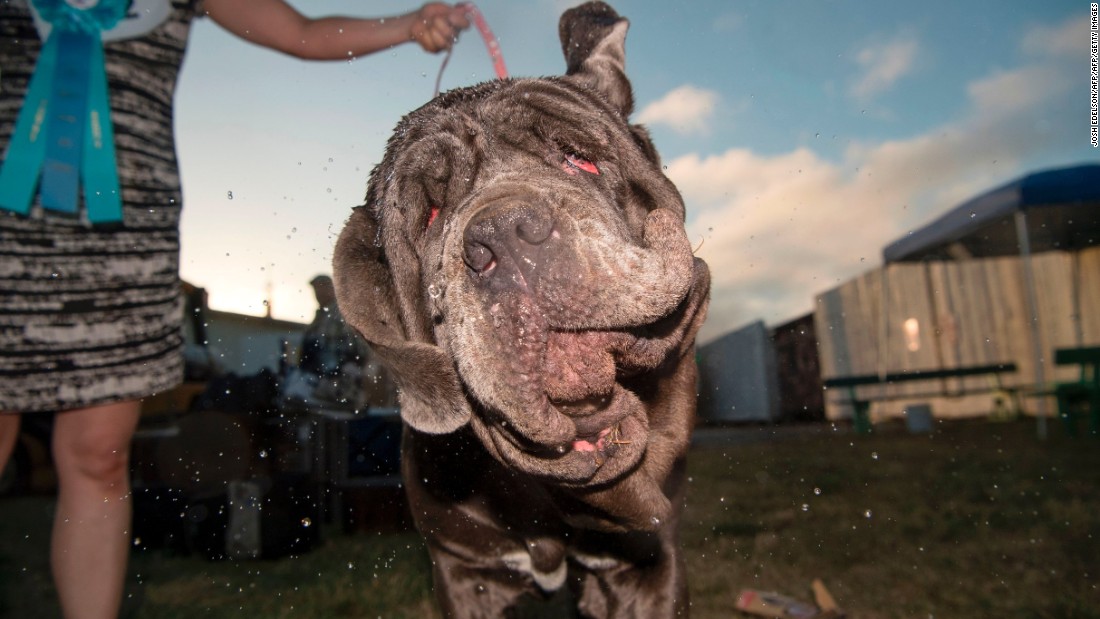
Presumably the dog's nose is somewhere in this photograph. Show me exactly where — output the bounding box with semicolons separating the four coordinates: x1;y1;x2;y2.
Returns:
463;200;554;288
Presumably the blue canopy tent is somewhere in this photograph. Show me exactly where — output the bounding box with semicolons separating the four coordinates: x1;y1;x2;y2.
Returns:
882;163;1100;437
884;164;1100;262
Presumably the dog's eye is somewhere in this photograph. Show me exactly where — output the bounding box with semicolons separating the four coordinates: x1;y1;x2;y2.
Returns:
562;153;600;176
426;205;441;229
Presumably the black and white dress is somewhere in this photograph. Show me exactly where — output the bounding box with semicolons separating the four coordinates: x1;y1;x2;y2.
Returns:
0;0;202;413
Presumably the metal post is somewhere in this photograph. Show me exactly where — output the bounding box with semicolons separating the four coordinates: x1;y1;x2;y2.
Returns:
1015;210;1047;440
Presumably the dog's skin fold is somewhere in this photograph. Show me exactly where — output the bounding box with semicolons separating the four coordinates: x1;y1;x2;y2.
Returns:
334;2;710;617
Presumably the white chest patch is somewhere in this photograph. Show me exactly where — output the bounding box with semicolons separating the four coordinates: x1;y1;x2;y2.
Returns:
500;550;568;592
570;550;622;572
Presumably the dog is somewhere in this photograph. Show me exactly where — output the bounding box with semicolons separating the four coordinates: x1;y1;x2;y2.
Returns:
333;2;710;616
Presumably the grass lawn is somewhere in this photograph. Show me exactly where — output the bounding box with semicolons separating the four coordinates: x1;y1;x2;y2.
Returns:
1;417;1097;618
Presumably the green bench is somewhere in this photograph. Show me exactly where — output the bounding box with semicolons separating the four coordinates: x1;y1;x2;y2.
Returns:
823;363;1019;433
1053;346;1100;437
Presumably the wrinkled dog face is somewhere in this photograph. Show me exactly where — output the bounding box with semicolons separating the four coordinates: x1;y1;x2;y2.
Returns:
335;2;708;489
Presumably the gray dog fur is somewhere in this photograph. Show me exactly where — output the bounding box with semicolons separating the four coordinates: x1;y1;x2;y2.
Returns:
333;2;710;616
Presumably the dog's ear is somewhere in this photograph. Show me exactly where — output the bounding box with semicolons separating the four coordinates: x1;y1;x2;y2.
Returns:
333;206;472;434
559;1;633;117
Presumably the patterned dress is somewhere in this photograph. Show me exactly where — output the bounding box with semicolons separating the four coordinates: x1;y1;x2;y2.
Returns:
0;0;202;412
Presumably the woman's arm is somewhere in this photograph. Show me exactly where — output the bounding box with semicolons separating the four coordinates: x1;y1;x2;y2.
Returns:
202;0;470;60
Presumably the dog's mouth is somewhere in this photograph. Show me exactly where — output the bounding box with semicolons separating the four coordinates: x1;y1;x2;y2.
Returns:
470;274;707;485
550;386;638;457
471;379;649;486
553;393;619;452
554;387;628;448
457;256;710;487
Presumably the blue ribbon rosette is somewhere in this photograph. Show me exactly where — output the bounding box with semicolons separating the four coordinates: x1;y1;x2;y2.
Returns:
0;0;130;224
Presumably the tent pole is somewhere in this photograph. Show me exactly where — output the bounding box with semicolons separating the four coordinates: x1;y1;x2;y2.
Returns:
879;266;889;380
1072;252;1083;346
1015;210;1047;440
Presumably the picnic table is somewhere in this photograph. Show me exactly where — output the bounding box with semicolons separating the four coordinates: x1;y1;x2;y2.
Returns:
1054;346;1100;437
823;363;1019;433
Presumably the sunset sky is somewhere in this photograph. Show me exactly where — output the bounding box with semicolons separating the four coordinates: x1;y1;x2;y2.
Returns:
173;0;1096;344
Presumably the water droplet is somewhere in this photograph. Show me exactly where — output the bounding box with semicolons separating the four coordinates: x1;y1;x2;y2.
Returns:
871;451;879;460
864;510;873;518
227;191;234;200
814;487;822;495
301;518;312;528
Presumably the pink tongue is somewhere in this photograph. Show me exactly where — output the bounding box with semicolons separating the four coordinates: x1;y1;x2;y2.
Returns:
572;427;612;452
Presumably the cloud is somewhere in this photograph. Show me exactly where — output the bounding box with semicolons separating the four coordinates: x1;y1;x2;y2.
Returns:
669;34;1077;343
711;11;744;33
965;64;1072;124
850;36;919;100
1022;15;1088;57
636;85;719;135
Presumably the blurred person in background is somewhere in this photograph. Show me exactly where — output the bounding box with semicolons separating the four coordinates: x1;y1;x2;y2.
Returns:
299;274;370;380
291;274;372;409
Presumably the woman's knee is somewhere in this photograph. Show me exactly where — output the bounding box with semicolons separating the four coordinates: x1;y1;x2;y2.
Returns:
54;433;132;486
52;403;140;486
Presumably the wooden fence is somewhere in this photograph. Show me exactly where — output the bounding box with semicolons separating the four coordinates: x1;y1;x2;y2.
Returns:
814;247;1100;420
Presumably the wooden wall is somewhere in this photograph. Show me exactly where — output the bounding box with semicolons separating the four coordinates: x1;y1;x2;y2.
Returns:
814;247;1100;421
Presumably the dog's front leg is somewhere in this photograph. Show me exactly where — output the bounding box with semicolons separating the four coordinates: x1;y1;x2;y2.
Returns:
571;543;688;619
427;547;537;619
567;488;690;619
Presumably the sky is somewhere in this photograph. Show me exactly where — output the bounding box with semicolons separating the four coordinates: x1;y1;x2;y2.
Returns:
174;0;1097;344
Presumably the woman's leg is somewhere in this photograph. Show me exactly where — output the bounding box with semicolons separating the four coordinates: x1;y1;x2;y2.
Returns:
50;400;141;619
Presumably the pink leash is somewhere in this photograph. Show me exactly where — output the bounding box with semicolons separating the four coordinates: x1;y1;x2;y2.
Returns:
434;2;508;96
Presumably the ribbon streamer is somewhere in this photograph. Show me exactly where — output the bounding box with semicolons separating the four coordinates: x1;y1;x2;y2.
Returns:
0;0;127;224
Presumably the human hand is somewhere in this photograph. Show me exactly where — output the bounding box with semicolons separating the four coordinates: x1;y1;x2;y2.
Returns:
410;3;471;53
